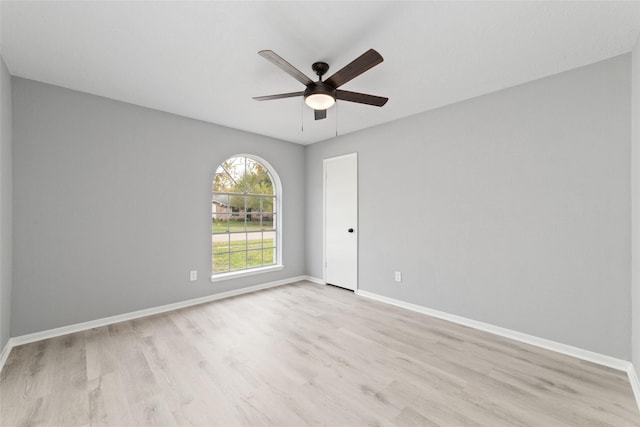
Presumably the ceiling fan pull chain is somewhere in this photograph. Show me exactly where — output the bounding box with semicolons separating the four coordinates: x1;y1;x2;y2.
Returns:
301;97;304;132
335;102;338;137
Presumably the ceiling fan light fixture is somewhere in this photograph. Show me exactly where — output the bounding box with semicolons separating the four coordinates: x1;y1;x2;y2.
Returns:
305;93;335;110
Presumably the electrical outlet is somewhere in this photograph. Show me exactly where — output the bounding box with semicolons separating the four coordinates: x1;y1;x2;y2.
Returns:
395;271;402;282
190;270;197;281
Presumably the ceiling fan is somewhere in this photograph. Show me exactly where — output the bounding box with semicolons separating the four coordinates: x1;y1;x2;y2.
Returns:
253;49;388;120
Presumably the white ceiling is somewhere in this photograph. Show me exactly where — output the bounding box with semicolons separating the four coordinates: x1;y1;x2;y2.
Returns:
2;1;640;145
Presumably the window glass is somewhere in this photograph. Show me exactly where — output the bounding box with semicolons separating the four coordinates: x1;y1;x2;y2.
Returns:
212;156;279;276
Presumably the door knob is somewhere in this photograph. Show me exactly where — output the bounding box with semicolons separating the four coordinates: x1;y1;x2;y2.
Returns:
348;228;354;233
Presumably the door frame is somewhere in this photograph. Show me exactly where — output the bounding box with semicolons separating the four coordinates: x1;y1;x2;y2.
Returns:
323;152;358;290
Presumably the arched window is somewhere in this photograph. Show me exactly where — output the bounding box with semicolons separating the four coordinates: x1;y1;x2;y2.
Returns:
211;155;282;280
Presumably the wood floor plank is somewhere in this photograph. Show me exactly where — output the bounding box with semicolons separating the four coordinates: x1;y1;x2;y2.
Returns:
88;373;135;426
1;281;639;426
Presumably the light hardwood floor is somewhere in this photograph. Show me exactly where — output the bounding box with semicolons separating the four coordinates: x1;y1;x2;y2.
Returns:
1;281;639;426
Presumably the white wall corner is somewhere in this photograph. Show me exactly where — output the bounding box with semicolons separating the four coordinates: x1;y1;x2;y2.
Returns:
631;30;640;387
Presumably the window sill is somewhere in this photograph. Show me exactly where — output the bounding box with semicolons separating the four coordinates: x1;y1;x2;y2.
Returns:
210;264;284;283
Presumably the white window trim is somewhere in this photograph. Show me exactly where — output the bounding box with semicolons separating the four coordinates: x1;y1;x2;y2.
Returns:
210;264;284;283
210;154;283;282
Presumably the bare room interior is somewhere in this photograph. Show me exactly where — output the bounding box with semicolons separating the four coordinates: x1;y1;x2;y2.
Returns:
2;1;640;425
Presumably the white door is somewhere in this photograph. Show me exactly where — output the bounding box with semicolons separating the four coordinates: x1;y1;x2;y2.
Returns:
324;153;358;291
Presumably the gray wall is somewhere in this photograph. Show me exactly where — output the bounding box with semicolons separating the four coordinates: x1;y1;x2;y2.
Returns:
11;78;305;336
7;53;635;362
0;57;12;351
306;54;631;360
632;36;640;370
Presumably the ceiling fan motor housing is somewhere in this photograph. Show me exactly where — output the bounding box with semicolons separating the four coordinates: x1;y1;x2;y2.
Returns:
304;61;336;110
304;82;336;100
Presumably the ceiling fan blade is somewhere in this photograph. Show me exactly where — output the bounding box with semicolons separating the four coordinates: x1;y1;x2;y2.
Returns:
253;91;304;101
258;50;314;86
336;90;388;107
314;109;327;120
325;49;384;89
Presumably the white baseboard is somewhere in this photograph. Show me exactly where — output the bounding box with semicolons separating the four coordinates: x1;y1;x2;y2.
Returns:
2;275;307;363
356;289;632;372
628;365;640;414
3;278;639;414
356;289;640;413
303;275;325;285
0;339;11;371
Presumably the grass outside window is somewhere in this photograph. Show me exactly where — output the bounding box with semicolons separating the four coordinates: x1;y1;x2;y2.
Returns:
212;238;275;273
